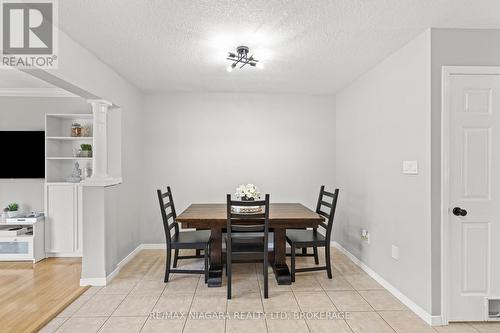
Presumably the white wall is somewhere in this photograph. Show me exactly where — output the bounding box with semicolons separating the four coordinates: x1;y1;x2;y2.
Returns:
335;30;432;313
23;29;144;276
141;93;336;243
0;96;89;212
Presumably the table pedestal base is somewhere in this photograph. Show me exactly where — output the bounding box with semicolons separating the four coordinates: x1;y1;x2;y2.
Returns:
272;263;292;285
207;263;223;287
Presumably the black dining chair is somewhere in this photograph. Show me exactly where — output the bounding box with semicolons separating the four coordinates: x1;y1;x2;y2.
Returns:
157;187;211;283
286;186;339;281
225;194;270;299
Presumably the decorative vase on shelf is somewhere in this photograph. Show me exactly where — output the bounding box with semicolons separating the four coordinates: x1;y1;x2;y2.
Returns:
71;123;82;137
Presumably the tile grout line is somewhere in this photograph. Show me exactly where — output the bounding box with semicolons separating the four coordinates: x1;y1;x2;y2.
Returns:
95;254;154;332
328;284;366;333
354;289;399;333
255;262;269;333
315;252;355;333
287;251;314;333
139;255;168;332
290;287;313;333
181;266;201;333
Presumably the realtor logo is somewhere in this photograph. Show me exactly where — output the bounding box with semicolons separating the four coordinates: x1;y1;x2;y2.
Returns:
1;0;58;68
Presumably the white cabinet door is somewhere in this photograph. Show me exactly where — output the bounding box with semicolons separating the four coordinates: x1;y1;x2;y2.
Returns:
75;184;83;254
45;184;75;253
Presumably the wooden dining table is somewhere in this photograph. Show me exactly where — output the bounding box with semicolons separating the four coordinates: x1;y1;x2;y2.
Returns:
176;203;323;287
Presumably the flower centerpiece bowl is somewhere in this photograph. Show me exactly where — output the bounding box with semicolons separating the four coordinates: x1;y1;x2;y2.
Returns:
234;184;262;213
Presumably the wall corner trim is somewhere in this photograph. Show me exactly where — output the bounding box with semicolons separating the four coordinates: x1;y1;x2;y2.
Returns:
80;243;143;286
332;241;442;326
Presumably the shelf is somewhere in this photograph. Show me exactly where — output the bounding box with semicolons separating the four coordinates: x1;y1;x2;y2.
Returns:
46;114;93;119
47;157;93;160
47;136;93;140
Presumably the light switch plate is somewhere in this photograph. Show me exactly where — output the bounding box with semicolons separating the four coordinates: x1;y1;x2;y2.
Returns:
392;245;399;260
402;160;418;175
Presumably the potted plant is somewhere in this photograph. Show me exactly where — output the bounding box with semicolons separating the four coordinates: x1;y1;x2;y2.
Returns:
5;203;19;218
80;144;92;157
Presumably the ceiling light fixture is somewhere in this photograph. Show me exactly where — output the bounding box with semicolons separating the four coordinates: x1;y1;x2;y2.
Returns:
226;46;262;71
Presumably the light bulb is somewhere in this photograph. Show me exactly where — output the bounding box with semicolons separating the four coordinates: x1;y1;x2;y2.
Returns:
256;62;264;69
226;64;235;72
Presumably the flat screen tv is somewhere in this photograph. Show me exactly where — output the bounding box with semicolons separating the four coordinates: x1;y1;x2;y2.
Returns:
0;131;45;178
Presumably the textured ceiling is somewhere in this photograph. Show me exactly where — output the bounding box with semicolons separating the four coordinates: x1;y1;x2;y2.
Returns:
58;0;500;94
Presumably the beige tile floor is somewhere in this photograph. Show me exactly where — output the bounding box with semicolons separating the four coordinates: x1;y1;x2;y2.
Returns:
39;248;500;333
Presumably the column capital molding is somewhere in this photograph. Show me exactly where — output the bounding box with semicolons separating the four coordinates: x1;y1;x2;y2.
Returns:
87;99;113;108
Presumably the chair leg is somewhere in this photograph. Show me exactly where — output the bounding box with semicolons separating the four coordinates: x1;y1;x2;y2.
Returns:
325;245;332;279
204;245;209;284
173;249;179;268
290;243;296;283
264;245;268;299
313;246;319;265
164;247;171;283
227;243;232;299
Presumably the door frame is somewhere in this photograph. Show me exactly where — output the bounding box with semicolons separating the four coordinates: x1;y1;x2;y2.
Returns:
441;66;500;324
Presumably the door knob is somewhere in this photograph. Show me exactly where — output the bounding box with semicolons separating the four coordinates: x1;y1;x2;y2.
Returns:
452;207;467;217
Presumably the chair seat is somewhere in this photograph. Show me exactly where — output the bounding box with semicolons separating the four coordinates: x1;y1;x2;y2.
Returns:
171;230;211;248
286;229;326;245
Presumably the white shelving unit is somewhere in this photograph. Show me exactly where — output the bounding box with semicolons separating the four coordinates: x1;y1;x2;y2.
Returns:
44;105;122;260
45;114;94;183
47;137;93;140
45;114;92;257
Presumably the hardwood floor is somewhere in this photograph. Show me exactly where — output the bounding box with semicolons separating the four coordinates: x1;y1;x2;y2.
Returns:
0;258;88;333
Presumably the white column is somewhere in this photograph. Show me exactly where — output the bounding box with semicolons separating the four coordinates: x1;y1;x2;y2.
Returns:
87;99;113;183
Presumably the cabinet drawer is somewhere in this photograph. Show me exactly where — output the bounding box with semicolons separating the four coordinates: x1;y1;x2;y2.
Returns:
0;236;34;260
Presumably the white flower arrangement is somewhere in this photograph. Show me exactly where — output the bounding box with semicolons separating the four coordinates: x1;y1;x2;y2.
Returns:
235;184;261;201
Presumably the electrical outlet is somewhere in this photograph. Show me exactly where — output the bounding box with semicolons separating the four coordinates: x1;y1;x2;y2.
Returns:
402;160;418;174
392;245;399;260
361;229;370;244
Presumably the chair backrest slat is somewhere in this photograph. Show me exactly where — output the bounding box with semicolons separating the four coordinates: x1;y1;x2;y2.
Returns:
320;200;333;208
322;190;336;198
315;185;340;241
226;194;270;239
157;186;179;247
318;210;330;219
319;221;328;229
231;225;265;232
230;213;266;219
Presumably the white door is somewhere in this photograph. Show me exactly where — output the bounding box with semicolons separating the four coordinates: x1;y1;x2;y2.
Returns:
46;184;75;253
447;72;500;321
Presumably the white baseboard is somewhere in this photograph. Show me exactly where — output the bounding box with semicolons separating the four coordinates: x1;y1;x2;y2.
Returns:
140;243;166;250
332;241;442;326
47;252;82;257
80;243;143;287
79;277;107;286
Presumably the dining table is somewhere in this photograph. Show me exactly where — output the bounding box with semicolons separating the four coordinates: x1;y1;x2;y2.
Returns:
176;203;323;287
